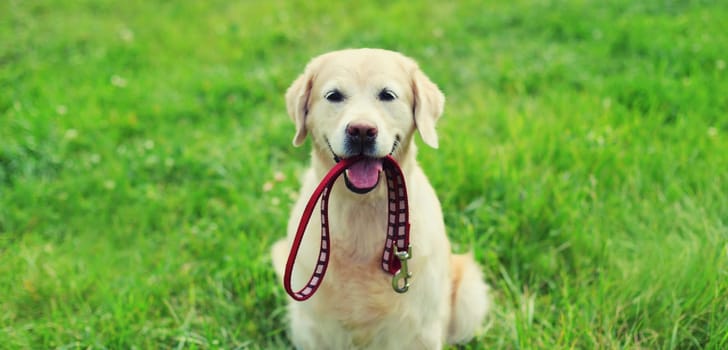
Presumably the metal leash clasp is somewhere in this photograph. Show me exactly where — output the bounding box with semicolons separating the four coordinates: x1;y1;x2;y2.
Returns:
391;244;413;293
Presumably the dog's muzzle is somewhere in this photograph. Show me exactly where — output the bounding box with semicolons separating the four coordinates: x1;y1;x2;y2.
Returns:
344;122;378;156
340;122;382;193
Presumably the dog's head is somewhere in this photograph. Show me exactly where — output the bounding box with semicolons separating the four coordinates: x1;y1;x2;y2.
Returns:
286;48;444;194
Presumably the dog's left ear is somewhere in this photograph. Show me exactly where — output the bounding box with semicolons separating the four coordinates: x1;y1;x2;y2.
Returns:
286;71;314;147
412;69;445;149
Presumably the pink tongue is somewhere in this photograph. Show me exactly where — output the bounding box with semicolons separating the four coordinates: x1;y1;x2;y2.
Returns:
347;158;383;189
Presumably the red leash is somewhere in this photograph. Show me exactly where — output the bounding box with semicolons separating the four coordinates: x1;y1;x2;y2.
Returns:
283;155;412;301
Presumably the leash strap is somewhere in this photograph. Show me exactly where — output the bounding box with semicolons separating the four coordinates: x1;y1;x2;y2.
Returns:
283;155;410;301
381;161;411;275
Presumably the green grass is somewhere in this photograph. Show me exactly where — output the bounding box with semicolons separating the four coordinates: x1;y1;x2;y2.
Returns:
2;0;727;348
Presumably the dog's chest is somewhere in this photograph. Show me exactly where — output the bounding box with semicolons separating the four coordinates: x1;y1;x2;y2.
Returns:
313;254;400;344
299;184;420;344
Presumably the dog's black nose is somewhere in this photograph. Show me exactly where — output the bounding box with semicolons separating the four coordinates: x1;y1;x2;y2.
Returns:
345;122;378;155
346;122;378;143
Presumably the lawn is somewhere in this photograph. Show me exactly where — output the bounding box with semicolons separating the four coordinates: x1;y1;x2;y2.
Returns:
1;0;727;349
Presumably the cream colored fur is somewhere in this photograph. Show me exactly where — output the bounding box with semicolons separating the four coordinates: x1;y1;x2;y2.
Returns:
271;48;490;349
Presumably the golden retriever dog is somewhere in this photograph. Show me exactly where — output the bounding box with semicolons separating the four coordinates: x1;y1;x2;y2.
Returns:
271;48;490;349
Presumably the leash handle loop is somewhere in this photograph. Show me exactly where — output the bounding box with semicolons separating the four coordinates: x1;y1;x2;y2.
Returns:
283;157;358;301
283;155;410;301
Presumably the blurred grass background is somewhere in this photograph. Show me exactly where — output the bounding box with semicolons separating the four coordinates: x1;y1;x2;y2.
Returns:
1;0;727;348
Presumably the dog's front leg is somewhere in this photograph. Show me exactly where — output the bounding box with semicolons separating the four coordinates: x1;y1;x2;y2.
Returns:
271;239;288;281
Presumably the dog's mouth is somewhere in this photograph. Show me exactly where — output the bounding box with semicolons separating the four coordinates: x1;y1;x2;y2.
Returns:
343;158;382;194
325;137;400;194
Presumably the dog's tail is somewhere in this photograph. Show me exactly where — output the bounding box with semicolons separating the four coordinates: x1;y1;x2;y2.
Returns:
447;253;491;344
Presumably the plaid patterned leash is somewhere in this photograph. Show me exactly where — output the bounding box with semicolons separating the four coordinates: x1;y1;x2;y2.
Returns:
283;155;412;301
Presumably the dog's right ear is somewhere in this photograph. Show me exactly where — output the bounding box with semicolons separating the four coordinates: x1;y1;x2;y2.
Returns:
412;69;445;149
285;71;314;147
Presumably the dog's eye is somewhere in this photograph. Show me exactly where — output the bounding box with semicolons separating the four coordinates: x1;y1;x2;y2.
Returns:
378;89;397;102
324;90;345;103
